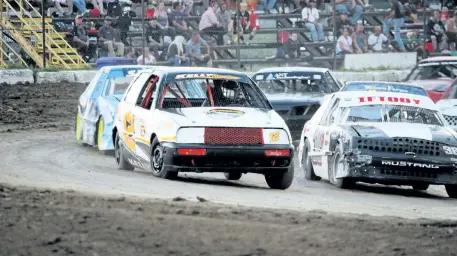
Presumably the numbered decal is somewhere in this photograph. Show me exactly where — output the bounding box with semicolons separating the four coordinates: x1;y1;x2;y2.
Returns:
443;146;457;155
269;131;280;142
124;112;136;151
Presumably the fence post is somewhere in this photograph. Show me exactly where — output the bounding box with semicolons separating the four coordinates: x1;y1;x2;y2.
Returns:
141;0;145;65
42;0;46;68
422;0;427;59
332;0;336;70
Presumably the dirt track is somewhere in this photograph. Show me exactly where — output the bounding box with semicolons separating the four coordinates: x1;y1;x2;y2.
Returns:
1;82;457;255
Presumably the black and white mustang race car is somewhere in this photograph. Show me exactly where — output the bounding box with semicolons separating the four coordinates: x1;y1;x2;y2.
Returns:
298;91;457;198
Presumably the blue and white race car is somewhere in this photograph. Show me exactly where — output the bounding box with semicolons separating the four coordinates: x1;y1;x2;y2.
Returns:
75;65;153;151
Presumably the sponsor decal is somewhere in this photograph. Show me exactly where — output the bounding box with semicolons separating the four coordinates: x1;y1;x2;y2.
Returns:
381;160;439;169
358;96;420;105
443;146;457;155
269;131;280;142
206;109;245;119
140;125;146;137
175;74;240;80
312;161;322;166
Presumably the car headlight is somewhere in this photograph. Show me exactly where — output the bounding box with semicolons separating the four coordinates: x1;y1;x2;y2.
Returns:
157;121;179;142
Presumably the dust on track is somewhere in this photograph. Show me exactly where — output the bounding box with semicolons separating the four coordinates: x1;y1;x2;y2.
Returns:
1;183;457;256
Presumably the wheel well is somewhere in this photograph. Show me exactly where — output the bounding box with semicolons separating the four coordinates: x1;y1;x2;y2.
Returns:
112;126;118;146
150;133;157;145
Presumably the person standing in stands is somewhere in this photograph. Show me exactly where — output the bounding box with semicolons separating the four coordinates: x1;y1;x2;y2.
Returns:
383;0;406;52
169;1;190;38
335;0;363;25
199;1;225;45
234;1;257;45
72;15;97;62
302;0;325;41
98;16;125;57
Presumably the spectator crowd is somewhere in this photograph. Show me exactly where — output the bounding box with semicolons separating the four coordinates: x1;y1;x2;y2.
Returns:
18;0;457;65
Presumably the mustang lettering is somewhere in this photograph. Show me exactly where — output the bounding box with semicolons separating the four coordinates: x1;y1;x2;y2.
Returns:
381;161;439;169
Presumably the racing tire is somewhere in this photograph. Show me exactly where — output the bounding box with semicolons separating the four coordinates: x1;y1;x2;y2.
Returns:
224;172;242;180
445;185;457;198
302;139;321;181
150;137;178;180
264;162;294;190
328;143;355;189
412;184;429;191
115;133;134;171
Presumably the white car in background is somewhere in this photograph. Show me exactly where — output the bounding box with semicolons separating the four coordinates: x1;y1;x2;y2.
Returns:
113;67;295;190
297;91;457;198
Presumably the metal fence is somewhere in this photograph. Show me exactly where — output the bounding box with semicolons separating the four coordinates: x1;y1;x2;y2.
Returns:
0;0;443;70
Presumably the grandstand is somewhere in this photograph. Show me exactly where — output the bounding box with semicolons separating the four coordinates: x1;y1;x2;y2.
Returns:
0;0;454;69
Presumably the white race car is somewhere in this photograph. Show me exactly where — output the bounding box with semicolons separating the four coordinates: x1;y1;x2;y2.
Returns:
113;67;295;189
297;91;457;198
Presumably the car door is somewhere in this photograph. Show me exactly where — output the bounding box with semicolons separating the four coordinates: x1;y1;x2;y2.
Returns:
131;73;161;162
311;98;341;177
119;71;152;155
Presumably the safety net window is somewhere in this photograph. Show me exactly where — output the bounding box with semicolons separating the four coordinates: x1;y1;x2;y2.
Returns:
160;78;268;109
409;62;457;81
343;105;444;126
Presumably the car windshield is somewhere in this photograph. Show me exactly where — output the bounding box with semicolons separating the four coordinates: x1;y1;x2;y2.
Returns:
342;83;428;96
342;105;444;126
159;78;269;109
253;72;340;94
407;61;457;82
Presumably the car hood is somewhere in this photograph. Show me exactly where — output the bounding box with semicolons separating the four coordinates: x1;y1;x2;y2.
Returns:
436;99;457;115
349;122;457;144
161;107;286;128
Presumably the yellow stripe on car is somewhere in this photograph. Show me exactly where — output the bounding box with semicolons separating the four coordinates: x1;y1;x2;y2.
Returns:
159;136;177;141
97;118;104;149
76;114;82;141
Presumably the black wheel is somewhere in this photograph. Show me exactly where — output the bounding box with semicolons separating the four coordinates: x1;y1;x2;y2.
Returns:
412;184;429;191
328;144;355;189
150;137;178;179
302;139;321;181
224;172;242;180
264;162;294;190
445;185;457;198
114;133;134;171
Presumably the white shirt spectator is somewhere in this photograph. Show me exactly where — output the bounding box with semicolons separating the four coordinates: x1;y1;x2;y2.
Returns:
137;55;156;65
336;35;353;54
367;33;388;51
199;7;220;31
302;7;319;23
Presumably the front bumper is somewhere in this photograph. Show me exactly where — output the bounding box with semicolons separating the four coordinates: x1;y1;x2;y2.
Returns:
344;154;457;185
161;142;294;172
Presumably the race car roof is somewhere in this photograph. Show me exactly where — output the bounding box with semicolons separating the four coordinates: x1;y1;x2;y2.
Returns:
142;66;250;83
334;91;438;110
255;67;329;74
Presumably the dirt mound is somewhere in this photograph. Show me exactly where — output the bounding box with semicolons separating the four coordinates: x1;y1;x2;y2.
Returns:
1;183;457;256
0;83;85;132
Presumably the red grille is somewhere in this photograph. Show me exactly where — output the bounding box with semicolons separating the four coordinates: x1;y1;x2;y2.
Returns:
204;127;264;145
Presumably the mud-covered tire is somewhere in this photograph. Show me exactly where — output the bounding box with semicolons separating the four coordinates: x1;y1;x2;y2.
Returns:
302;139;321;181
328;143;355;189
412;184;429;191
224;172;242;180
264;162;294;190
150;137;178;179
445;185;457;198
114;133;134;171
